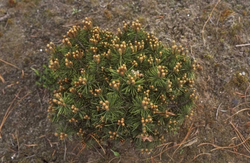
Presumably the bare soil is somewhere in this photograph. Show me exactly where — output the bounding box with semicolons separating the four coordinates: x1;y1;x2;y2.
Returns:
1;0;250;162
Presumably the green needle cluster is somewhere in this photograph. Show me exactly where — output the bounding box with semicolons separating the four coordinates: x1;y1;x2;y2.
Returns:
42;17;198;152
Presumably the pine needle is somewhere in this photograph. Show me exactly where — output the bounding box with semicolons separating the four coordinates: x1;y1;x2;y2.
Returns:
89;134;106;154
0;90;29;138
202;0;221;46
172;123;194;157
0;58;20;69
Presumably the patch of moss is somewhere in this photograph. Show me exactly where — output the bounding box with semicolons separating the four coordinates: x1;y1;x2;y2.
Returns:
231;72;249;89
6;19;14;26
234;4;243;10
220;9;234;22
0;9;6;14
204;54;213;60
103;9;112;20
230;23;243;35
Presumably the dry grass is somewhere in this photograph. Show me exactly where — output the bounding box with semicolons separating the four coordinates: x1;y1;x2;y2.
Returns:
172;123;194;157
0;89;29;138
201;0;221;46
197;83;250;161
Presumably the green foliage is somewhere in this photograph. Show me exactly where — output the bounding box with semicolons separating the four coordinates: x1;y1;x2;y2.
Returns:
41;17;198;152
110;149;120;157
72;8;81;15
32;65;58;90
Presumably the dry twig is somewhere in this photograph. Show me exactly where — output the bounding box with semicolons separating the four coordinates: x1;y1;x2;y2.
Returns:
144;143;177;161
76;141;86;156
0;73;5;83
24;144;38;147
216;103;222;119
235;43;250;47
145;123;195;162
0;58;20;69
183;137;198;147
230;121;250;153
172;123;194;157
188;153;211;163
225;83;250;121
15;131;20;157
198;140;250;160
0;90;29;138
108;157;120;163
92;144;105;159
244;83;250;103
64;140;67;161
202;0;221;46
0;13;10;22
224;149;250;159
89;134;106;154
52;150;56;157
226;108;250;121
199;136;250;152
158;142;173;161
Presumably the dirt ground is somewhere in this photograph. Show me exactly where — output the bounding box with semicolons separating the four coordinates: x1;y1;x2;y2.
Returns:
1;0;250;162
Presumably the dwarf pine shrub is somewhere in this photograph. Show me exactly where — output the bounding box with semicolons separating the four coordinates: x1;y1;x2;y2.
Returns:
43;17;198;152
